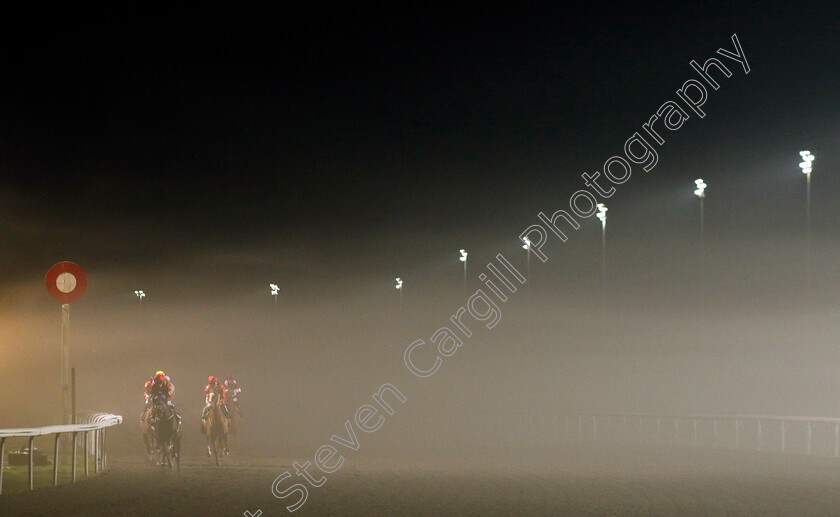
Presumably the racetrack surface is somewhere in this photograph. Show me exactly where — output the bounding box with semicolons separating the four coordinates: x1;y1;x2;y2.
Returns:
4;447;840;516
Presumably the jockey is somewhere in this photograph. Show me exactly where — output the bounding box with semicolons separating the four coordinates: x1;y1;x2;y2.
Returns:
202;375;230;421
224;373;242;416
141;370;164;422
145;371;180;423
152;371;173;399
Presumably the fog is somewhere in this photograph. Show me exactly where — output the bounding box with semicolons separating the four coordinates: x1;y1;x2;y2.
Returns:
1;11;839;515
2;207;839;464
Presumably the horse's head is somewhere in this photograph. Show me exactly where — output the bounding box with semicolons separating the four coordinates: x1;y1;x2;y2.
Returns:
206;391;218;406
152;392;167;406
150;393;170;425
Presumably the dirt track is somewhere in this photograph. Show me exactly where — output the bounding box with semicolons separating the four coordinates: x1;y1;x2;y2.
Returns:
4;448;840;516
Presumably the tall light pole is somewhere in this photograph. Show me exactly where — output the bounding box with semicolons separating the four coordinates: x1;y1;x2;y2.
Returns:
800;150;815;287
395;277;403;307
459;249;468;290
694;178;707;303
522;237;532;279
596;203;608;293
134;290;145;307
269;283;280;304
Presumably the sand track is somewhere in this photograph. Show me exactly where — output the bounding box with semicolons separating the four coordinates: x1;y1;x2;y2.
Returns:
3;449;840;516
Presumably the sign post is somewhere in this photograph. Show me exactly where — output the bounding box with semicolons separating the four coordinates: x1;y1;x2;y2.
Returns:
45;262;87;425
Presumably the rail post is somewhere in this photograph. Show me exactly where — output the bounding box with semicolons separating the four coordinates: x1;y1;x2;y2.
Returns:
693;419;698;448
53;433;61;486
102;429;107;469
72;431;78;482
639;417;643;444
781;421;786;453
835;423;839;458
675;419;679;446
84;430;89;476
713;420;718;449
0;436;6;495
28;436;35;491
807;423;813;456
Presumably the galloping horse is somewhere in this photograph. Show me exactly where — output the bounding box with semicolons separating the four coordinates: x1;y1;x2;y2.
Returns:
200;391;229;465
228;403;241;436
149;393;182;470
140;406;157;464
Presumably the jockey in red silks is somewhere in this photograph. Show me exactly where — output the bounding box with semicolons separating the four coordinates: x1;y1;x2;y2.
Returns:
202;375;230;421
150;371;174;401
143;371;180;423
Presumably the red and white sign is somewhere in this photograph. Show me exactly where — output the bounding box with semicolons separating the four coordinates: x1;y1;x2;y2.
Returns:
45;262;87;303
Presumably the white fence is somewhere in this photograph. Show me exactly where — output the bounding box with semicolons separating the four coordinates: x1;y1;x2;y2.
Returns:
423;411;840;460
0;412;123;494
541;413;840;458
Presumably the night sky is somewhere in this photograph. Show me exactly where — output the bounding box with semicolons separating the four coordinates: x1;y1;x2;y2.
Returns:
2;3;840;433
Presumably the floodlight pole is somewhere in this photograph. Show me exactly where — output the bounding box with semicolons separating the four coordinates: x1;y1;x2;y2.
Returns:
459;249;468;290
806;170;811;258
61;303;71;425
601;220;606;292
596;204;608;295
700;195;704;296
522;238;531;279
694;179;707;307
799;151;814;292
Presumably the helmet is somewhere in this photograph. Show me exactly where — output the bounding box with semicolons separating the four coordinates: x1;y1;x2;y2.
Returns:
155;370;165;377
208;375;218;383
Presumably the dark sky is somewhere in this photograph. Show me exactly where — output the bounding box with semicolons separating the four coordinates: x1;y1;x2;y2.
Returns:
2;4;837;272
2;3;840;434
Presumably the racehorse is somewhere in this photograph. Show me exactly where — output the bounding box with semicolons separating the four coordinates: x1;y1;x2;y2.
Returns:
149;393;182;470
200;391;229;466
140;406;158;464
228;403;241;436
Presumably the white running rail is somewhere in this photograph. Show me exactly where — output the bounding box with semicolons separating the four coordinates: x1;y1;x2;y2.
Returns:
551;413;840;458
0;412;123;494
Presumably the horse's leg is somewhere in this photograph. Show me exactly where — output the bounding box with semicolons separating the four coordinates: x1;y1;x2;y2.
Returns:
147;432;157;464
143;433;151;463
214;434;221;466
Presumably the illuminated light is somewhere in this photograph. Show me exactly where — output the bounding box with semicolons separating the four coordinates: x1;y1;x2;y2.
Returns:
134;290;145;299
522;237;531;250
799;151;815;175
596;203;608;227
269;283;280;296
694;178;707;198
395;278;403;290
459;249;468;262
